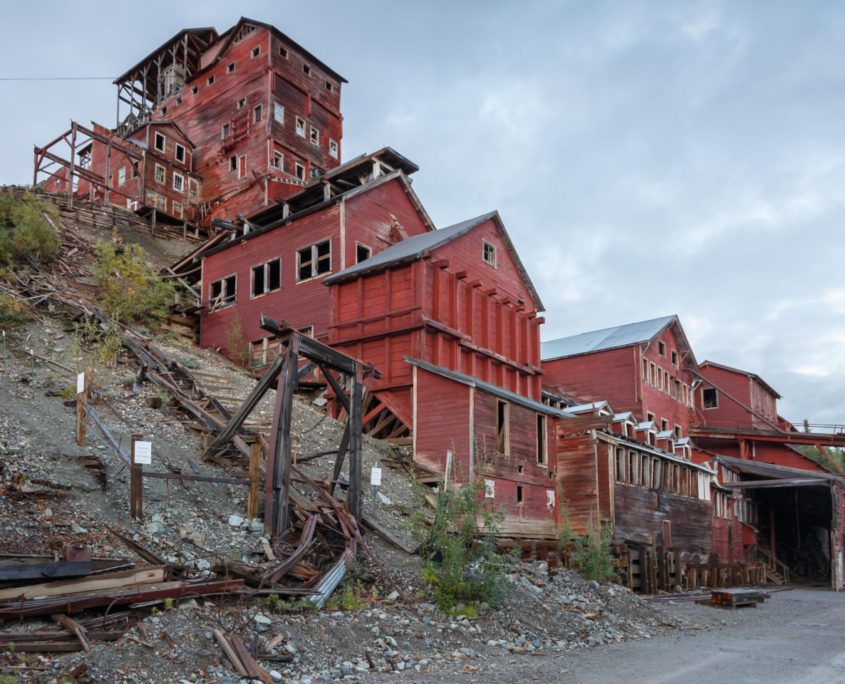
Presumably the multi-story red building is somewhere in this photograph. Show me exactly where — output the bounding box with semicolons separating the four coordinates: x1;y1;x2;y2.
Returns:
36;17;344;225
542;315;698;441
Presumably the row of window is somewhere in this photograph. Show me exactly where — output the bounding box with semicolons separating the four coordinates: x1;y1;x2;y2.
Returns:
656;340;679;366
645;413;683;439
151;163;199;198
277;43;337;92
614;446;710;500
208;239;341;312
152;132;187;165
144;191;187;219
642;359;693;407
494;399;549;465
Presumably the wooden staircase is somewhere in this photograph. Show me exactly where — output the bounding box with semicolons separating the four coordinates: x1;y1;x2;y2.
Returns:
757;546;790;585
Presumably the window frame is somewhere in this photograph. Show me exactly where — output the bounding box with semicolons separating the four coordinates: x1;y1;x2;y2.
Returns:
702;387;719;409
153;132;166;153
495;399;510;456
296;239;332;282
251;45;261;59
172;172;185;193
482;240;497;267
329;138;339;159
355;242;372;264
536;413;548;466
117;166;126;186
154;164;166;184
221;122;231;140
253;104;263;123
273;102;284;124
227;61;236;74
208;274;237;311
251;257;282;299
295;116;306;137
272;151;284;171
294;162;305;180
309;125;320;146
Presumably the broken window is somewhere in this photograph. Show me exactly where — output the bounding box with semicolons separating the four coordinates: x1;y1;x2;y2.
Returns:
237;97;247;110
661;418;668;432
251;46;261;58
297;240;332;281
295;117;306;137
274;102;284;124
273;151;284;170
294;162;305;180
536;414;547;465
674;425;682;439
191;86;199;95
483;241;497;267
117;167;126;186
227;62;236;74
702;387;718;409
189;179;199;199
356;243;372;263
329;138;339;159
221;123;231;139
303;63;311;75
496;399;510;455
254;104;263;123
671;350;678;365
309;125;319;146
207;75;215;86
658;341;666;357
325;80;333;92
209;275;236;310
251;258;282;297
516;485;524;505
154;132;165;152
310;166;323;179
154;164;165;184
614;447;626;482
229;156;238;172
279;46;288;59
172;173;185;193
175;143;186;163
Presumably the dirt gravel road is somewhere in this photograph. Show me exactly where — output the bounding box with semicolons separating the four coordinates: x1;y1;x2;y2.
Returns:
370;588;845;684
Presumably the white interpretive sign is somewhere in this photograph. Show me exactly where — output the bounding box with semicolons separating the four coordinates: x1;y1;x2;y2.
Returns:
76;372;85;394
134;440;152;465
484;479;495;499
370;467;382;486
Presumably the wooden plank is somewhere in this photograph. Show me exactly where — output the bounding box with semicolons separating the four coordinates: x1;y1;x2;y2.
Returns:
213;629;248;677
52;614;91;652
0;560;92;581
0;567;165;601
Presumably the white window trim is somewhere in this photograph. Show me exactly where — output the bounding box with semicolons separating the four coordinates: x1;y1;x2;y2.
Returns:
482;240;497;268
172;172;185;193
295;117;306;137
309;125;320;146
329;138;339;159
272;151;284;170
153;132;166;153
208;273;237;311
175;143;186;163
273;102;285;124
117;166;126;186
154;164;166;184
294;162;305;180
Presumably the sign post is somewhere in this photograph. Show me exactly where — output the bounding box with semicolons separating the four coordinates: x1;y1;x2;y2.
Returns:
75;368;91;447
130;435;150;520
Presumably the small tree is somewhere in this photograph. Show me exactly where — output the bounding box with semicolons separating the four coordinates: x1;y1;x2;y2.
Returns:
412;481;510;610
0;189;60;264
94;239;175;329
571;524;616;584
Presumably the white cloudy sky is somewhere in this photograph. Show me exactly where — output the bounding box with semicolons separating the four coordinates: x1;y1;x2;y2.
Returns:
1;1;844;423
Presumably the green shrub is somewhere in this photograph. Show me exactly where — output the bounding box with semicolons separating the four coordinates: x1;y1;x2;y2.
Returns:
0;292;28;325
412;481;510;610
94;239;175;328
571;525;616;584
0;189;60;263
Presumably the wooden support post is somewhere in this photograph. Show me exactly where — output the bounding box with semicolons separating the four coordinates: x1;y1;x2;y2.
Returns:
130;434;143;521
265;336;299;536
347;367;364;521
75;368;91;447
151;209;157;236
247;441;261;520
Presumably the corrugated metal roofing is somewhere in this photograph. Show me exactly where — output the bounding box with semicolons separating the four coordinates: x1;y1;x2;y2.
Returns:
324;212;497;285
541;315;677;361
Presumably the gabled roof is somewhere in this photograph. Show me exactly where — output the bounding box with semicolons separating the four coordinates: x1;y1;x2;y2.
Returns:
325;210;544;310
541;314;698;370
700;360;781;399
214;17;346;84
562;401;611;416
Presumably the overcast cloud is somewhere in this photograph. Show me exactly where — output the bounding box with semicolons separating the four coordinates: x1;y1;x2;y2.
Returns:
1;1;843;423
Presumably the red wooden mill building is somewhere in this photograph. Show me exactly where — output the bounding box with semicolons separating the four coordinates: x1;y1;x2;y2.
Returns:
35;17;345;226
33;18;845;591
